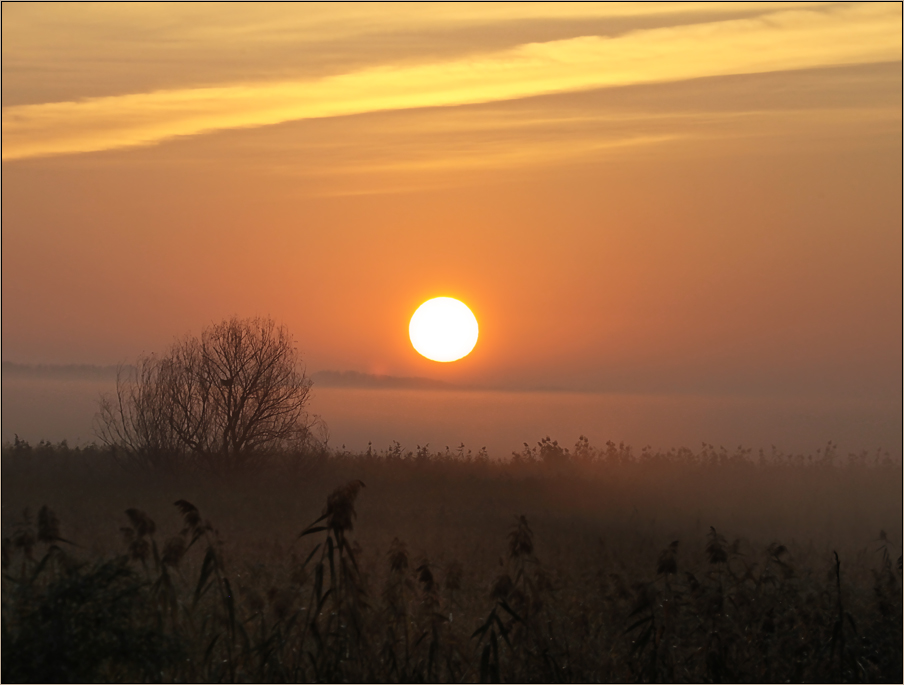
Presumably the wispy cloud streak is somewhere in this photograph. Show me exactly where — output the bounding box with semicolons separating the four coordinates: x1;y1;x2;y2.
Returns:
3;3;899;160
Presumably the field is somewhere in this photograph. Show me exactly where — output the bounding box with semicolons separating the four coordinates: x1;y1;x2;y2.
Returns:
2;438;901;683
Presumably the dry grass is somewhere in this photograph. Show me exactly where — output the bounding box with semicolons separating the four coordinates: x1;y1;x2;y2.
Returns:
2;437;901;682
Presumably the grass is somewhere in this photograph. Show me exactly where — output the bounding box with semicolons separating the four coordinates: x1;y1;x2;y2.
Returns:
2;437;901;682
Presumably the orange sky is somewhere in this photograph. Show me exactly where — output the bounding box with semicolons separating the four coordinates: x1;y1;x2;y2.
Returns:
2;3;901;398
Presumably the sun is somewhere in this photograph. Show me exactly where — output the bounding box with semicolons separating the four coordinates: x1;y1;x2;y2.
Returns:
409;297;479;362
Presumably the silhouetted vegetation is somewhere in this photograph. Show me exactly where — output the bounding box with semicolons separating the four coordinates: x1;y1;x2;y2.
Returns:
2;438;901;682
95;317;325;474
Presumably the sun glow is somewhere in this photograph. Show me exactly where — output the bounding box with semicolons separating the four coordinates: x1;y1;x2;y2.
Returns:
409;297;479;362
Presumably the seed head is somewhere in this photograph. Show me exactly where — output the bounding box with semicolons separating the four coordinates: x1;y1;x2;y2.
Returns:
174;500;202;532
125;509;156;538
388;538;409;573
656;540;679;576
37;505;61;543
490;573;513;601
325;480;365;534
161;536;187;567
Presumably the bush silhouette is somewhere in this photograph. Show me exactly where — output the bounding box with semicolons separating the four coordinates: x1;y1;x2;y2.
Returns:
96;316;321;473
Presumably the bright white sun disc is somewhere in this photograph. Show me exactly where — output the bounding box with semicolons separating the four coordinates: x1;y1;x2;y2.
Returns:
409;297;479;362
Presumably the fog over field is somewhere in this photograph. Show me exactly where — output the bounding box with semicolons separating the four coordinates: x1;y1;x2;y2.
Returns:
3;363;900;458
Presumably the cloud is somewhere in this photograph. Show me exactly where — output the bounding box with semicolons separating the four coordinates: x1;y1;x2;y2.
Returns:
3;3;899;161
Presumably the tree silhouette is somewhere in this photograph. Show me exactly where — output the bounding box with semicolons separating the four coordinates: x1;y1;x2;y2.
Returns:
96;316;321;471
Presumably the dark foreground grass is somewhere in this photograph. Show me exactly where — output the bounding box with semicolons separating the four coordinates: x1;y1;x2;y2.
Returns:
2;439;901;682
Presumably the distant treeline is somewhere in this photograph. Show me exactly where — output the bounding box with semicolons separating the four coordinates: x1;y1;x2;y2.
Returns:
310;370;456;390
2;361;124;379
2;361;457;390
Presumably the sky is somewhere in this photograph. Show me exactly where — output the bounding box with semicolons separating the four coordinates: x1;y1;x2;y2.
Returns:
2;2;902;399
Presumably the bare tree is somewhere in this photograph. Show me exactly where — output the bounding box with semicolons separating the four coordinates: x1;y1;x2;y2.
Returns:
96;356;187;471
96;317;323;471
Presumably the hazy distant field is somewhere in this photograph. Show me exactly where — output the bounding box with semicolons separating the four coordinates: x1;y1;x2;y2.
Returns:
2;440;901;682
3;373;901;457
